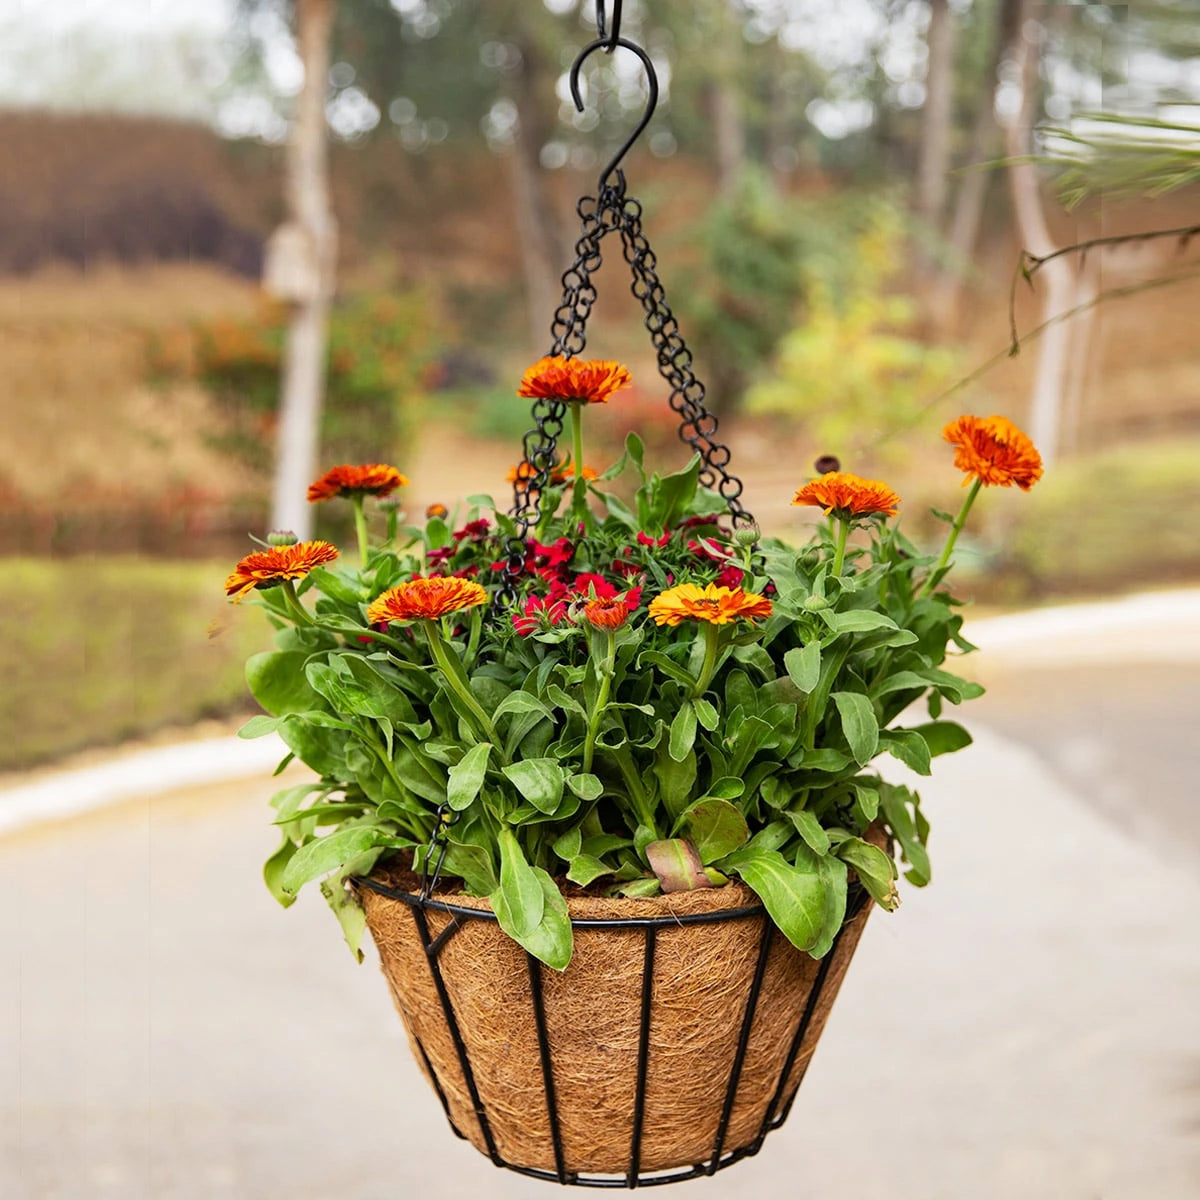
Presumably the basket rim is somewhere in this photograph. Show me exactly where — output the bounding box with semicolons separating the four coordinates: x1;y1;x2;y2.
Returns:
353;873;769;928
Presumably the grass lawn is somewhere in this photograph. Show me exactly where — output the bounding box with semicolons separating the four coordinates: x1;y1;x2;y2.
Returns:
0;557;270;773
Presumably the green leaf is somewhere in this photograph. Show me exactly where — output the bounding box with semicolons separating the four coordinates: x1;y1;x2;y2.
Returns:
553;826;582;861
493;692;556;722
501;758;565;814
878;785;931;886
783;643;821;693
239;714;282;739
683;799;749;864
832;691;879;765
652;741;696;822
319;848;382;962
263;838;298;908
807;850;848;959
603;491;640;531
638;649;698;689
836;837;898;910
669;701;698;762
820;609;900;635
246;650;325;716
880;730;933;776
786;809;830;856
912;720;973;757
447;743;492;811
566;854;613;888
693;697;720;731
566;772;604;801
719;846;826;952
503;867;573;970
707;776;745;801
493;828;544;938
853;783;880;824
440;841;498;895
280;827;390;893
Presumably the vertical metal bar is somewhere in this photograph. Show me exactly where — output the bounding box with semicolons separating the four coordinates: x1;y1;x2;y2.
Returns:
526;953;569;1184
707;918;774;1174
626;924;657;1187
411;905;505;1166
413;1036;464;1139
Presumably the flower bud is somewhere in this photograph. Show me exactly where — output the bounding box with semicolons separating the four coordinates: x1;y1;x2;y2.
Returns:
425;503;448;519
733;526;759;548
378;497;402;513
802;594;830;612
814;455;841;475
267;530;298;546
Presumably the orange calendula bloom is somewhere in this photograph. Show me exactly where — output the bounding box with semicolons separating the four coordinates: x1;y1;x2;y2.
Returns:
507;461;598;489
942;414;1043;490
583;595;635;631
367;577;488;623
648;583;773;627
518;356;633;405
307;463;409;503
791;472;900;519
224;540;338;601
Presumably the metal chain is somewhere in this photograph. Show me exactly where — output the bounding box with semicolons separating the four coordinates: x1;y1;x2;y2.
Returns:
498;177;755;608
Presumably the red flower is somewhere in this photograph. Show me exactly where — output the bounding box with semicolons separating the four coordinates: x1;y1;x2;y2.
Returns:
688;536;733;564
637;530;670;548
452;518;491;543
715;564;745;589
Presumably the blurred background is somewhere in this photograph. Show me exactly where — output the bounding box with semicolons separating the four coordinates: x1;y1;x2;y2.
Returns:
1;4;1199;1196
0;0;1196;774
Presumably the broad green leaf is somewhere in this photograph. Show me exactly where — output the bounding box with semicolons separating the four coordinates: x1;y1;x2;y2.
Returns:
880;730;933;776
501;758;565;814
832;691;879;765
263;838;298;908
820;609;900;635
567;854;613;888
786;809;830;856
783;643;821;693
447;743;492;811
440;841;498;895
719;846;826;952
566;772;604;801
246;650;325;716
493;828;544;938
912;720;973;757
652;740;696;821
669;701;698;762
638;649;698;689
878;785;931;886
693;697;720;731
835;837;898;910
853;783;880;824
810;851;848;959
280;827;389;893
707;776;745;801
553;826;583;861
493;692;556;722
682;799;749;864
499;868;572;970
319;847;383;962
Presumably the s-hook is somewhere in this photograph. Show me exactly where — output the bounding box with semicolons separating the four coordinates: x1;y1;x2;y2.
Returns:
569;31;658;193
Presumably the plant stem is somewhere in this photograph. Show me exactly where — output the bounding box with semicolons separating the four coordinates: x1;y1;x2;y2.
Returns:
920;477;982;598
420;619;502;750
583;629;616;773
692;623;721;699
385;506;398;547
278;578;313;626
569;401;589;528
352;496;370;568
831;518;850;577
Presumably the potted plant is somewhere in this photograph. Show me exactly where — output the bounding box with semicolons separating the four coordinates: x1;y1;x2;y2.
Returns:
228;377;1042;1184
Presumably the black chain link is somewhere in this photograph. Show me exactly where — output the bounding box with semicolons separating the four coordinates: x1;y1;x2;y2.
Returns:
497;174;756;609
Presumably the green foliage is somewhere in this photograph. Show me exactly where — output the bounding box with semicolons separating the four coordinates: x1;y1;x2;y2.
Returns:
0;557;267;772
241;410;991;969
745;196;958;457
153;290;439;470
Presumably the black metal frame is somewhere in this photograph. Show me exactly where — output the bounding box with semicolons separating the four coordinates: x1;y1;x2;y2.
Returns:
356;874;868;1189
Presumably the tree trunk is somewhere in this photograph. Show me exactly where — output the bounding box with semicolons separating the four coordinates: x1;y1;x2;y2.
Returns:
711;0;745;195
1000;2;1076;466
271;0;337;538
916;0;955;230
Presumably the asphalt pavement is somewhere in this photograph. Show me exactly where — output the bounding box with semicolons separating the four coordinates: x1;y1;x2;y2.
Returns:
2;595;1198;1199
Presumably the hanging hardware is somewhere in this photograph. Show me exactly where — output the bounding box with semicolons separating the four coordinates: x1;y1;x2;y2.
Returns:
595;0;623;49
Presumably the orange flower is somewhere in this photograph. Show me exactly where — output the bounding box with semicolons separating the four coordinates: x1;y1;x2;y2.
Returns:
367;577;489;623
791;472;900;519
507;461;599;490
518;356;632;405
307;463;409;503
583;595;635;631
648;583;773;627
942;414;1043;490
224;540;338;601
426;503;449;519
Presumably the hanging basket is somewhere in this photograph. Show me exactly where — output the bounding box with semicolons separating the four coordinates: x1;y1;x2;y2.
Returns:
356;870;874;1186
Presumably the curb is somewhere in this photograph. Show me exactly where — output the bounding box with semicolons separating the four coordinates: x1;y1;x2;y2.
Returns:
2;588;1197;840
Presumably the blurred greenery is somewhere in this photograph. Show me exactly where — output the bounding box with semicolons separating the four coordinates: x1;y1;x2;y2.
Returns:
0;558;268;772
745;194;958;456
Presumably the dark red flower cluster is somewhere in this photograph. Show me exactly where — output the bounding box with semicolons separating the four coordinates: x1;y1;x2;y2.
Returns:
513;574;643;637
453;518;490;543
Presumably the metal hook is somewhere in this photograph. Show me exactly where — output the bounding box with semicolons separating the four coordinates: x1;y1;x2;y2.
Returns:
569;34;658;192
595;0;622;49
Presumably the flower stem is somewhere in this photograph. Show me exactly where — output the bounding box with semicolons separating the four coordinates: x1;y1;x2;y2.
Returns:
352;496;370;568
385;506;398;547
692;622;721;699
920;477;982;598
569;401;589;527
420;619;502;750
831;518;850;577
583;630;616;773
278;578;312;626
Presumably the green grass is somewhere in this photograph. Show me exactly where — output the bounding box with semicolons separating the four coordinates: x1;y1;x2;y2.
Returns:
0;557;270;772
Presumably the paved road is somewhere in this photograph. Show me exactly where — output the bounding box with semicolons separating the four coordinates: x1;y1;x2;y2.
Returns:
2;659;1198;1199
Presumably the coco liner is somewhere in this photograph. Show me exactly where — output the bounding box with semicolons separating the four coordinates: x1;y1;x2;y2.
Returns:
358;872;873;1180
